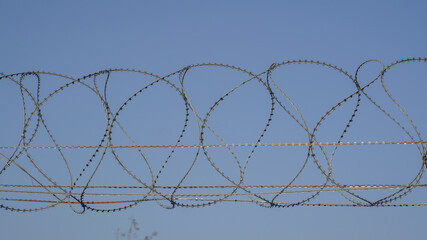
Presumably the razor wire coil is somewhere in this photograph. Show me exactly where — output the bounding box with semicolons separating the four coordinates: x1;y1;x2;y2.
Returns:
0;57;426;213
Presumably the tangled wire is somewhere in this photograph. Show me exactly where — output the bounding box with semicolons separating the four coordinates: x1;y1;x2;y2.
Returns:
0;58;426;213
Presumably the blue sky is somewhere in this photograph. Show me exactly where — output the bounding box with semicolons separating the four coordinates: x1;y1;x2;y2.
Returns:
1;1;427;239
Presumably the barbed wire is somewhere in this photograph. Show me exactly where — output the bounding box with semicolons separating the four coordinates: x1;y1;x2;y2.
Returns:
0;58;426;213
0;140;426;149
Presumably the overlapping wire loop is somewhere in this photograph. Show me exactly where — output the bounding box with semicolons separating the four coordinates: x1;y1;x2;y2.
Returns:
0;58;426;213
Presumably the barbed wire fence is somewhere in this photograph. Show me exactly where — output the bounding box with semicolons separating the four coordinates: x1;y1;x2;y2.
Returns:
0;58;426;213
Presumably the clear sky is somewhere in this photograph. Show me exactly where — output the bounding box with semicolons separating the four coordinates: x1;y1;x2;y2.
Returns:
1;1;427;239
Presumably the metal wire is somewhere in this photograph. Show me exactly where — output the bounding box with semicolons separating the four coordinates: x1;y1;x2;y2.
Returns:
0;57;426;213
